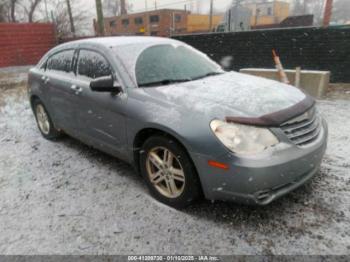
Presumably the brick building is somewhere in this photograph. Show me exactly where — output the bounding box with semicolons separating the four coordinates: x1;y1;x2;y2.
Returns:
102;9;189;37
98;9;223;37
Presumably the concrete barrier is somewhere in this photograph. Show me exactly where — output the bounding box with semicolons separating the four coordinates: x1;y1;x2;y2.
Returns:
240;68;330;98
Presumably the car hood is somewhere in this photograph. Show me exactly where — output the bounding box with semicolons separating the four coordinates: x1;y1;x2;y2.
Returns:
143;71;310;125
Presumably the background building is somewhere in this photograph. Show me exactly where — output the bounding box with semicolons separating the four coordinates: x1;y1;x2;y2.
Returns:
187;14;223;33
100;9;223;37
223;2;251;32
217;0;296;32
245;0;289;27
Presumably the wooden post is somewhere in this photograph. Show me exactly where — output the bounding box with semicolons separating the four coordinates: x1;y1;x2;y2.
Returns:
295;67;301;88
209;0;213;32
95;0;104;36
66;0;75;37
272;49;290;84
323;0;334;27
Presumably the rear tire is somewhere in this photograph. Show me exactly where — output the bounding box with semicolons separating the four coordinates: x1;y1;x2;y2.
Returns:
33;99;62;140
140;135;202;209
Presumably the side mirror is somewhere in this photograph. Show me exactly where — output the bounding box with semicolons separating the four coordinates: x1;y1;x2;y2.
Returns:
90;76;122;93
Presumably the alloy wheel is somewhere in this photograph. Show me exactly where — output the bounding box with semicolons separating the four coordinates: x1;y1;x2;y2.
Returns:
146;147;185;198
36;104;50;135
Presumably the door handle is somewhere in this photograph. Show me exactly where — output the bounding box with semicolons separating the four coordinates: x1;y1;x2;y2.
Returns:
41;76;49;84
71;85;83;94
41;76;50;84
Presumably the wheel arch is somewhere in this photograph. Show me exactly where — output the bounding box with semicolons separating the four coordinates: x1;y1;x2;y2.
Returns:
133;127;204;198
29;94;61;132
133;127;197;175
29;94;41;110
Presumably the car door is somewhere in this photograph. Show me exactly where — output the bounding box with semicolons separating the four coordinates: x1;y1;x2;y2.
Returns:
69;48;128;159
43;49;79;134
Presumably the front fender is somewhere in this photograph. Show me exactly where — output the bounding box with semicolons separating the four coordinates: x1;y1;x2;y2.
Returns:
125;88;229;162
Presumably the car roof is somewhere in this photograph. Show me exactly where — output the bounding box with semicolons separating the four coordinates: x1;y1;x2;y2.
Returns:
42;36;194;87
61;36;180;49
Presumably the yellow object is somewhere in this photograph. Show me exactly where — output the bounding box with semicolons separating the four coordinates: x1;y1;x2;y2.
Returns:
187;14;223;33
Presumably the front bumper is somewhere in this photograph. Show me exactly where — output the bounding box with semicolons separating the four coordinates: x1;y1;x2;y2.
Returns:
191;118;328;205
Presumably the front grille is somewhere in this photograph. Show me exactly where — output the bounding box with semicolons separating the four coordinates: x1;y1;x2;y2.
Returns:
281;106;321;146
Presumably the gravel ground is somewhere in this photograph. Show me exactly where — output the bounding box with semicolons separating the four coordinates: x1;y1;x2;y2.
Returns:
0;76;349;255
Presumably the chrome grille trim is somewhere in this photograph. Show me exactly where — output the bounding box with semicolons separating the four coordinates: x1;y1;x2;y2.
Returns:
281;107;321;146
282;110;317;133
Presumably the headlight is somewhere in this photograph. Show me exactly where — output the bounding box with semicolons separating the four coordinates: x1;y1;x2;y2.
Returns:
210;120;279;155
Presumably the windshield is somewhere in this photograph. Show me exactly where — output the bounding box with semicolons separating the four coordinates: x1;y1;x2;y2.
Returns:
135;44;223;87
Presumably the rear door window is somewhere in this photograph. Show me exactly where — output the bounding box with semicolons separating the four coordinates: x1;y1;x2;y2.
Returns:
77;50;112;80
46;50;75;73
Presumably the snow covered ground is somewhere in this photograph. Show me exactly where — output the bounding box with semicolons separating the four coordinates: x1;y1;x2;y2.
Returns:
0;66;31;90
0;75;349;255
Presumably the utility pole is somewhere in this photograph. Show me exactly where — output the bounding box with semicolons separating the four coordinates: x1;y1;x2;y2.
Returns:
51;10;59;43
95;0;104;36
323;0;334;27
50;10;55;25
145;0;150;36
171;12;175;36
66;0;75;36
44;0;49;22
255;8;261;27
209;0;213;32
121;0;127;15
154;0;157;10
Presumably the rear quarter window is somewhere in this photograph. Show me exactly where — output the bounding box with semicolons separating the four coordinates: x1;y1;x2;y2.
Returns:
77;50;112;80
46;50;75;73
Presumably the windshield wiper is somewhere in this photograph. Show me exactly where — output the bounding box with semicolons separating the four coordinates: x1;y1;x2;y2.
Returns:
139;78;191;87
192;72;223;81
139;72;223;87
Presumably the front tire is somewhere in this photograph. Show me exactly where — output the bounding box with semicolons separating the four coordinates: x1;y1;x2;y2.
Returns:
33;99;62;140
140;136;202;208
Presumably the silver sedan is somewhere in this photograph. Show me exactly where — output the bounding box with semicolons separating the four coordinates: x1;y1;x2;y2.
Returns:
28;37;328;208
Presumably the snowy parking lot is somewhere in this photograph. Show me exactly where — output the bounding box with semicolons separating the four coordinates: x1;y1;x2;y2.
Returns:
0;69;349;255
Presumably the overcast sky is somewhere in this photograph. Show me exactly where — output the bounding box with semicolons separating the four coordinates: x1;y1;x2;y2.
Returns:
129;0;233;13
84;0;241;16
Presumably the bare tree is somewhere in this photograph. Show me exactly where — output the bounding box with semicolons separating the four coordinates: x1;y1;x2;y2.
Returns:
309;0;325;26
0;0;9;22
333;0;350;23
103;0;120;16
292;0;325;26
3;0;43;22
10;0;17;22
102;0;133;17
292;0;306;16
48;0;91;38
66;0;75;36
0;0;20;22
27;0;42;22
